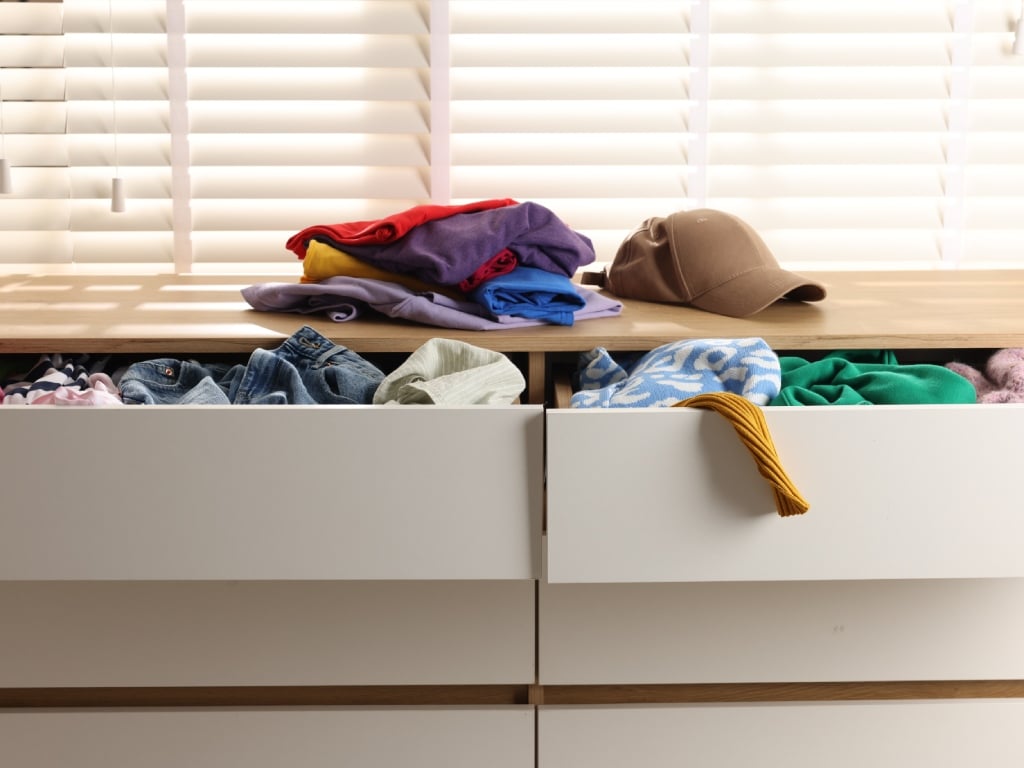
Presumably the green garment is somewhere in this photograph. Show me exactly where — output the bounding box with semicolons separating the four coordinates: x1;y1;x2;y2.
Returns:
771;350;976;406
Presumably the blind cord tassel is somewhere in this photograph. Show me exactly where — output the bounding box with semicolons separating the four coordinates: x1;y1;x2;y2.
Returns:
111;177;126;212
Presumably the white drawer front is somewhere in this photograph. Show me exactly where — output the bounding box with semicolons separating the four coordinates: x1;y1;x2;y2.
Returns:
547;404;1024;582
540;580;1024;683
539;701;1024;768
0;580;535;686
0;707;535;768
0;405;543;580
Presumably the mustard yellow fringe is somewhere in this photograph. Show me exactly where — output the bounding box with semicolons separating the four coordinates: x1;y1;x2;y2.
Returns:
672;392;809;517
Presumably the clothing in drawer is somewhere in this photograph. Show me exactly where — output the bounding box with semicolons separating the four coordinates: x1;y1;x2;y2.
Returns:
0;405;543;580
546;403;1024;583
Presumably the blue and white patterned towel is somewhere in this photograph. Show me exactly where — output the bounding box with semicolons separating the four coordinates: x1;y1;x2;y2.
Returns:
570;337;781;408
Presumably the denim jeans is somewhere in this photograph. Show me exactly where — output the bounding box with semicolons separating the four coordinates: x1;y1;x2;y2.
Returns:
120;326;384;405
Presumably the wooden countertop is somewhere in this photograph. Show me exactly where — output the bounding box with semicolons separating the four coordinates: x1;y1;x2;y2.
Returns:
0;269;1021;355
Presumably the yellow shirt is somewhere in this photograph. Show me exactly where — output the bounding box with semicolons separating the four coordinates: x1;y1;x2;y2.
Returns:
301;239;465;301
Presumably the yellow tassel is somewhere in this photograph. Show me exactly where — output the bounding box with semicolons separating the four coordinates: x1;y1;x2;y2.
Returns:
673;392;809;517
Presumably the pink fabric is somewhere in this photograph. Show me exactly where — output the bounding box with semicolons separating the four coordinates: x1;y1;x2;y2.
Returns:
287;198;518;258
2;362;122;406
946;348;1024;403
24;386;123;406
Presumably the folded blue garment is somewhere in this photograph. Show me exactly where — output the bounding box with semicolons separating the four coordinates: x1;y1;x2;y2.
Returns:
469;266;587;326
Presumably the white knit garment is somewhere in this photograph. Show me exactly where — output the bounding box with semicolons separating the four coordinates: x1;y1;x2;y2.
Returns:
373;338;525;405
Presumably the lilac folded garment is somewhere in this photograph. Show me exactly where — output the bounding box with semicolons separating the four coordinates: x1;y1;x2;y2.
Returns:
241;276;622;331
469;266;586;326
319;202;596;286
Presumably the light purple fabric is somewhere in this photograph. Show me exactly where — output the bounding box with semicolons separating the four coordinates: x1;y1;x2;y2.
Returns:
316;202;596;285
241;276;622;331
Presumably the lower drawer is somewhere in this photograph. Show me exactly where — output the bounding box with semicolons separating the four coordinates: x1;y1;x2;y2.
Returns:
539;579;1024;683
0;580;535;686
539;701;1024;767
0;706;534;768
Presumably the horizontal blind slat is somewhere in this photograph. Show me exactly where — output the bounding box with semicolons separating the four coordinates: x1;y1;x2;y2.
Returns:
186;0;427;35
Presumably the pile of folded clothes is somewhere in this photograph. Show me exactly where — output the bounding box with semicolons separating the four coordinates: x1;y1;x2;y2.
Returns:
242;199;623;330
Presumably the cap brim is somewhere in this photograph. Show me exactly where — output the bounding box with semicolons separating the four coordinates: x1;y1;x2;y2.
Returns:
689;267;826;318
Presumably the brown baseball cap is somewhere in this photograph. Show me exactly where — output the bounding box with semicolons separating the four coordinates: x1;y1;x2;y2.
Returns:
583;208;826;317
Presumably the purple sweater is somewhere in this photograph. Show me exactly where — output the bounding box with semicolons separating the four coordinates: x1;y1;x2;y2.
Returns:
315;202;596;286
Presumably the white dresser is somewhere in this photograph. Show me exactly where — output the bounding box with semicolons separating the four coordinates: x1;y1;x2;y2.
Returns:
1;269;1023;766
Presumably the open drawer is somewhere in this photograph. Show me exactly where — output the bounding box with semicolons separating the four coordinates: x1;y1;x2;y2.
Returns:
546;401;1024;583
0;405;543;580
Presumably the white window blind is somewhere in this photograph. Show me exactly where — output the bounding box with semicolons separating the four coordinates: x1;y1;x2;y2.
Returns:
963;0;1024;265
449;0;698;262
704;0;1024;268
63;0;169;264
183;0;431;266
0;0;66;264
7;0;1024;269
706;0;961;266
